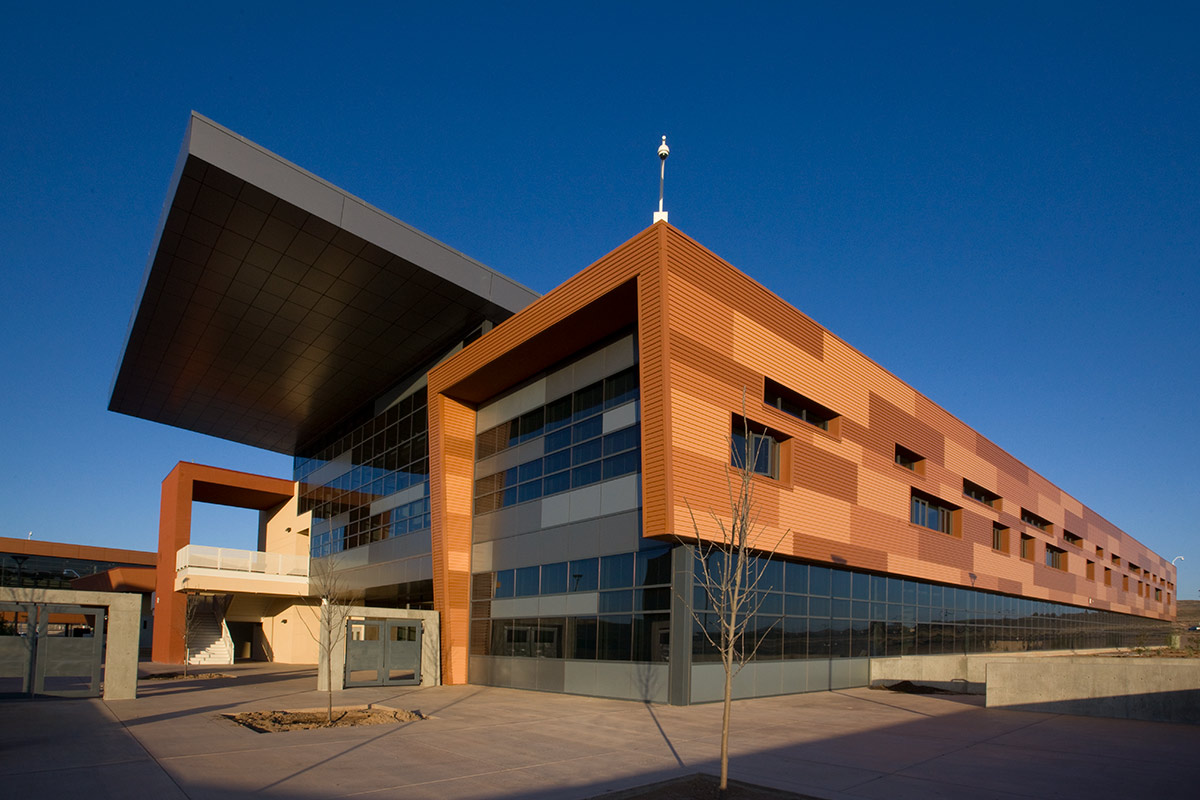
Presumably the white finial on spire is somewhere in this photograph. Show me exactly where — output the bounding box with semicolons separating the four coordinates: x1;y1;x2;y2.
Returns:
654;135;670;224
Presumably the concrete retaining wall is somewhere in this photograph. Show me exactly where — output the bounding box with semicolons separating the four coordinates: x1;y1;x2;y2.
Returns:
868;649;1118;695
985;657;1200;724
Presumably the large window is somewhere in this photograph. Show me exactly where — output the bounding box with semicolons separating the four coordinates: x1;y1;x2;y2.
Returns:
472;546;672;663
910;490;957;535
1045;545;1066;570
298;387;431;557
473;366;640;514
476;366;638;460
474;422;640;513
731;417;783;479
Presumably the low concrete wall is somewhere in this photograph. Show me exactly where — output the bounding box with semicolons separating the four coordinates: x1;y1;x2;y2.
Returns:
869;648;1121;695
986;657;1200;724
0;587;140;700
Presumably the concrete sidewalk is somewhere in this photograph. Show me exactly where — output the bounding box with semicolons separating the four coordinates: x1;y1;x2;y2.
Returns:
2;662;1199;799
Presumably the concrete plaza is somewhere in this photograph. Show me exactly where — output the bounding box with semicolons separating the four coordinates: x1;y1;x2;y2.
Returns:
2;663;1198;799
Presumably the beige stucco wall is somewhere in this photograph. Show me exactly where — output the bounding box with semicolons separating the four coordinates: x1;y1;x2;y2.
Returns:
176;569;310;596
263;600;320;663
258;492;312;557
225;595;320;664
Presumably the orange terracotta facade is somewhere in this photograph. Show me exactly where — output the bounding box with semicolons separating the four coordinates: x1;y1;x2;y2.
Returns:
428;223;1174;685
151;462;295;664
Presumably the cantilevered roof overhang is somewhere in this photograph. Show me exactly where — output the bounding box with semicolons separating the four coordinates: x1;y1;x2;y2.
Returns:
109;113;538;454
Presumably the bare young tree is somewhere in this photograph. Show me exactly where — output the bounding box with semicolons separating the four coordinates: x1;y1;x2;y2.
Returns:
304;555;356;725
178;591;203;677
686;411;788;798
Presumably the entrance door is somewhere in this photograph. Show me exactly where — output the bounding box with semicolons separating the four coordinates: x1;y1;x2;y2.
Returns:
344;619;421;687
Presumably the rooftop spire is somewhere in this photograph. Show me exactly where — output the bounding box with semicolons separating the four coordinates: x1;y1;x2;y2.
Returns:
653;135;669;224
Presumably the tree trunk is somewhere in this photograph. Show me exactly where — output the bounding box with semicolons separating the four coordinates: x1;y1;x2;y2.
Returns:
720;649;733;797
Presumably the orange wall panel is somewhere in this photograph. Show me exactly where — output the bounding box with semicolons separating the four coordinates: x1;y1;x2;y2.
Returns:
655;225;1173;620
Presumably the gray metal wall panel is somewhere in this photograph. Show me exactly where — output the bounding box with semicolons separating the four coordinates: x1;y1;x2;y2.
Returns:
510;658;537;690
830;659;853;689
469;655;492;685
493;657;512;687
848;658;870;687
562;661;598;695
780;660;808;694
535;659;566;693
752;661;784;697
593;661;632;699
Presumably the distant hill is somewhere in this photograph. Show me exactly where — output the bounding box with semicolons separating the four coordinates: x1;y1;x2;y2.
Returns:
1177;599;1200;628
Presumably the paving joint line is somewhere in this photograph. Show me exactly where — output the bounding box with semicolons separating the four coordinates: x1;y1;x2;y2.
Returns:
105;699;195;799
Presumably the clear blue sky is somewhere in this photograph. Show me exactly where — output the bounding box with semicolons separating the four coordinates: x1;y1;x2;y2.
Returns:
2;3;1197;599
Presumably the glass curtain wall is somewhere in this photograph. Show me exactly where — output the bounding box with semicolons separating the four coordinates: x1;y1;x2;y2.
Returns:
471;547;671;663
691;553;1171;663
295;388;430;559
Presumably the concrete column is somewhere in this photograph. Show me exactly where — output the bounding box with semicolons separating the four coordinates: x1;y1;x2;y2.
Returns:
668;544;695;705
102;593;141;700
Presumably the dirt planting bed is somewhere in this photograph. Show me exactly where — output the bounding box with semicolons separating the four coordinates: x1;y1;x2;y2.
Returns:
227;706;423;733
142;671;235;681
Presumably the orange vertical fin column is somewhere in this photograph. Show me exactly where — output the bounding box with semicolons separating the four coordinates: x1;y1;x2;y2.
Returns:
428;392;478;685
152;463;193;664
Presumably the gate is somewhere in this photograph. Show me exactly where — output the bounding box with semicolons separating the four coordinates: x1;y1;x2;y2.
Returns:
344;618;421;687
0;603;105;698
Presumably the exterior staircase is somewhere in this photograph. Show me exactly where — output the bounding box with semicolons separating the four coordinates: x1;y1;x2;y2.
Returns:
187;612;233;666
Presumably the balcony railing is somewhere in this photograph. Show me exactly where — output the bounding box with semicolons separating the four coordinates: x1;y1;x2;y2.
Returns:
176;544;309;578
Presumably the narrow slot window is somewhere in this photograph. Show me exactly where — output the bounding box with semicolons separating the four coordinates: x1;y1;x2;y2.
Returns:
764;378;838;432
963;479;1001;508
894;444;925;474
1021;508;1053;533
